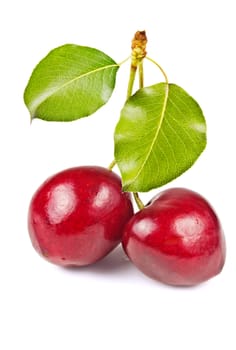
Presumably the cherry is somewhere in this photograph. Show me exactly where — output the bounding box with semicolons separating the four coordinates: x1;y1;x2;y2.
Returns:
28;166;133;266
122;188;225;286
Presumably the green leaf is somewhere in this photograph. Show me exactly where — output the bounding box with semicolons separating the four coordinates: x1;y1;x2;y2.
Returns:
114;83;207;192
24;44;119;121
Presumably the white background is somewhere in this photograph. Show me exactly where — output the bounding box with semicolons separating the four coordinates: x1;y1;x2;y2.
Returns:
1;0;235;349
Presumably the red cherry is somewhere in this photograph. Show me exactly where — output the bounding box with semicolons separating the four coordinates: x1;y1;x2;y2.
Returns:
28;166;133;266
122;188;225;286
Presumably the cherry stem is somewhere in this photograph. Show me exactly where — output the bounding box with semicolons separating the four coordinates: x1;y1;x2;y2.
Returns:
139;60;144;89
127;31;148;210
126;65;137;99
133;192;145;210
108;159;116;170
109;31;148;210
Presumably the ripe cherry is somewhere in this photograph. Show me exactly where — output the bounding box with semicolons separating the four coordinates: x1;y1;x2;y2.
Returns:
122;188;225;286
28;166;133;266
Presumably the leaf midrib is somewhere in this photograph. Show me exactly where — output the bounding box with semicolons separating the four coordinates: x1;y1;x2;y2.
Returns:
126;83;170;189
29;63;119;116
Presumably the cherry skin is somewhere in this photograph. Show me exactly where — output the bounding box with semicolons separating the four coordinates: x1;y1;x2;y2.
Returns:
28;166;133;266
122;188;225;286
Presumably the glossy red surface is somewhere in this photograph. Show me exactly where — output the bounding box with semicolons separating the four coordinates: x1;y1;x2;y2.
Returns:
28;166;133;266
122;188;226;286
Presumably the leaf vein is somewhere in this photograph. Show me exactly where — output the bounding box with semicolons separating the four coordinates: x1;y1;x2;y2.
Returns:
128;83;169;187
30;63;118;115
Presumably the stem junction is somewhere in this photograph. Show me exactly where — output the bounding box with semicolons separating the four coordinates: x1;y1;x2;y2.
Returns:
127;31;147;99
